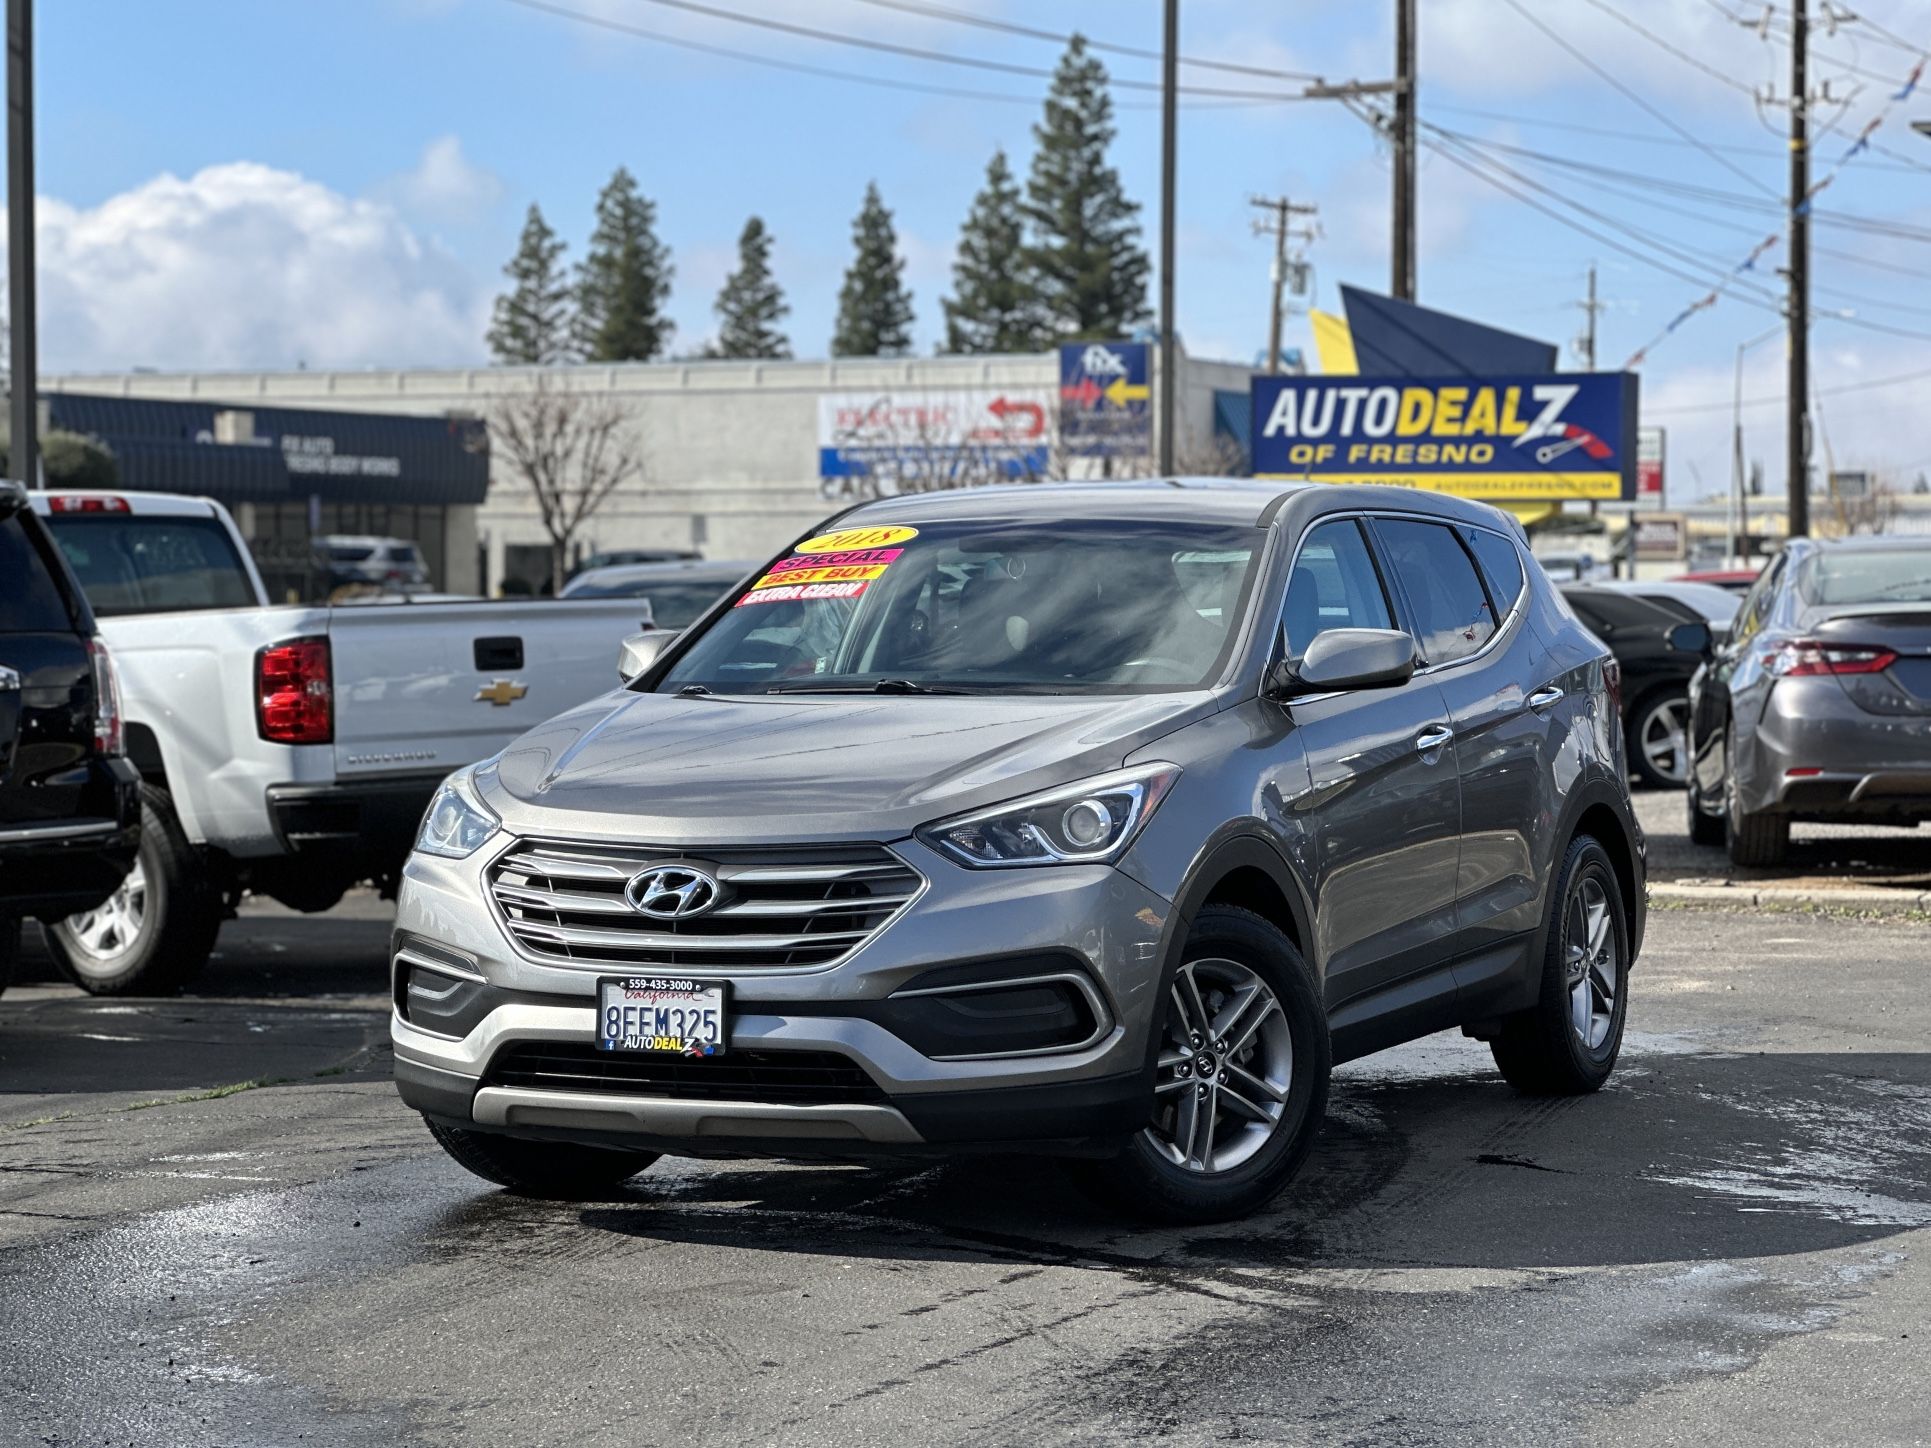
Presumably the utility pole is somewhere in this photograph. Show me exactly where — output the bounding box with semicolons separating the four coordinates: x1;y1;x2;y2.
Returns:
1577;262;1602;370
1391;0;1417;301
1787;0;1811;539
1158;0;1178;476
1250;195;1319;375
7;0;35;488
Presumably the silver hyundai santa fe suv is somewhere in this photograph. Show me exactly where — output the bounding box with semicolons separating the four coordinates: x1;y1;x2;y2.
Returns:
392;482;1645;1221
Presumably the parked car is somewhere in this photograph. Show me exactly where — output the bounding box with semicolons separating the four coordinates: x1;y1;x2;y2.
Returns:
1670;567;1762;594
1604;579;1740;630
1532;549;1606;583
1678;535;1931;865
558;559;756;628
1562;584;1703;789
314;535;432;594
0;483;141;993
392;482;1645;1222
569;547;702;580
28;490;659;994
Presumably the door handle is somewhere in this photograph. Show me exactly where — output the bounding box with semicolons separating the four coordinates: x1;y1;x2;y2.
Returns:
1415;724;1454;754
1527;685;1564;712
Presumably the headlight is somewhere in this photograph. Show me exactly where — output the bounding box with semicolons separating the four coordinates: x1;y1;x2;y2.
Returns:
415;765;500;860
918;764;1180;868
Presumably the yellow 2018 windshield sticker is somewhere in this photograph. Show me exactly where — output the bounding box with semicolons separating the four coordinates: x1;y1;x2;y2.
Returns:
792;524;919;554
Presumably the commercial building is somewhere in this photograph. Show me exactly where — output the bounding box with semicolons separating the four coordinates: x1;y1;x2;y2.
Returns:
47;349;1256;595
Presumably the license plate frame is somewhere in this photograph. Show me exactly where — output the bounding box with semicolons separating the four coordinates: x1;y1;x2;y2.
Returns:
595;975;730;1056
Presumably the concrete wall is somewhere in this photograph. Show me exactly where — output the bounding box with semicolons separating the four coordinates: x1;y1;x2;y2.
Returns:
47;351;1257;591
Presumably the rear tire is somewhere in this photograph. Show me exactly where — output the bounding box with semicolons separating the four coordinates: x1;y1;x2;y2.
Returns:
1490;835;1629;1095
1077;905;1329;1224
424;1117;659;1196
45;784;222;996
1724;728;1790;867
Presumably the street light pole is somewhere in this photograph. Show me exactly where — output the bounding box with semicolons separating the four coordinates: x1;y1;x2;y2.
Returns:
1157;0;1178;477
7;0;36;487
1734;325;1782;568
1786;0;1811;539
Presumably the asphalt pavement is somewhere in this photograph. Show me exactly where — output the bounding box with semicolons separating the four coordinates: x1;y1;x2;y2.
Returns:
2;896;1928;1446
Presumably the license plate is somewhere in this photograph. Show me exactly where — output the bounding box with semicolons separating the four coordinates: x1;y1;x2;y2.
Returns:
596;976;729;1056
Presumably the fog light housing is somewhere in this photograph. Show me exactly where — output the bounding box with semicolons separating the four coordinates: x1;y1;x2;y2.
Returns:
880;962;1107;1059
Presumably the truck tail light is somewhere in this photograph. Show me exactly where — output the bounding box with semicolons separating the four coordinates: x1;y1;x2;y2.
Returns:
1763;641;1897;678
86;638;124;756
256;637;333;744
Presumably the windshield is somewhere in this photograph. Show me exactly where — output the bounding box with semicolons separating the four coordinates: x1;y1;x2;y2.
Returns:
47;514;257;617
1798;549;1931;607
659;517;1262;695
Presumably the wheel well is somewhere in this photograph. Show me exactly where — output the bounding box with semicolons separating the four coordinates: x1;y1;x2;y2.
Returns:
124;722;170;791
1198;866;1303;955
1574;803;1638;932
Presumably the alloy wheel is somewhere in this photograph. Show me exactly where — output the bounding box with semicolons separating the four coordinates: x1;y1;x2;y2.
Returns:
1144;957;1293;1174
64;858;148;964
1637;695;1691;785
1564;875;1619;1052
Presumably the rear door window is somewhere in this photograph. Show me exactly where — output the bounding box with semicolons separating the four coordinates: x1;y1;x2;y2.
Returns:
1282;519;1393;655
1372;519;1496;665
0;515;75;632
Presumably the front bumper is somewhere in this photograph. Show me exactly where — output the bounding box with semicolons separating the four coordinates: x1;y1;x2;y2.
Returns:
390;832;1173;1156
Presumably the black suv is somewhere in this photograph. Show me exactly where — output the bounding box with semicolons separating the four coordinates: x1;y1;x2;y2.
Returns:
0;481;141;992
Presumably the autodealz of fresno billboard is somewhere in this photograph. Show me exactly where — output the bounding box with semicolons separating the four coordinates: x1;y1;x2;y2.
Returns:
1251;372;1639;501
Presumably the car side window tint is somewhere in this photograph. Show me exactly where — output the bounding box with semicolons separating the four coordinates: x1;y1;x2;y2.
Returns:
1373;519;1496;665
1465;528;1526;614
1731;556;1783;645
1282;519;1393;656
0;515;75;632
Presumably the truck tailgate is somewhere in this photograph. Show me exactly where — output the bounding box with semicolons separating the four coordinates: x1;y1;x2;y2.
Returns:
325;600;652;780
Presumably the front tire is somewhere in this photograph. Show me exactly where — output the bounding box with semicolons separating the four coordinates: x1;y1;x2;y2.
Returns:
1080;905;1329;1224
1686;773;1725;846
45;784;222;996
1490;835;1630;1094
424;1117;659;1196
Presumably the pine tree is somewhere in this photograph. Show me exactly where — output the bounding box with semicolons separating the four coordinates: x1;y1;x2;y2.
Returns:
487;204;575;365
943;149;1045;354
711;216;791;359
575;167;675;362
1023;36;1150;340
831;182;916;357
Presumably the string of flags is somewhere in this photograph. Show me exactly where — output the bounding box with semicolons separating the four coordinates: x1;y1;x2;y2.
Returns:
1623;52;1924;370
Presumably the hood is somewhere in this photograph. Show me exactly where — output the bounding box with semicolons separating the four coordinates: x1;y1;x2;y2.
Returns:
481;688;1218;845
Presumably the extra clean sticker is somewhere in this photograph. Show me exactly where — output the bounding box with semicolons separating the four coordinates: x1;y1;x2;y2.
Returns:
735;527;920;607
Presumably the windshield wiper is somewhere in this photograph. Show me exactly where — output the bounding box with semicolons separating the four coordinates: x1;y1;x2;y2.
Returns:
763;678;978;696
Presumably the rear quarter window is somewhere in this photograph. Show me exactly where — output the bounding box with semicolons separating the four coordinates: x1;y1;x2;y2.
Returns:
1464;528;1526;613
0;514;76;632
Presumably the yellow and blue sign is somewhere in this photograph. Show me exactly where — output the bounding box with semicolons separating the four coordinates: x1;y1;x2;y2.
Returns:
1250;372;1639;501
1060;341;1151;458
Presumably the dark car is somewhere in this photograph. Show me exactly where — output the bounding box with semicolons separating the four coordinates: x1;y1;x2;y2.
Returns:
0;481;142;992
1678;535;1931;866
392;482;1646;1222
557;559;756;628
1562;584;1701;789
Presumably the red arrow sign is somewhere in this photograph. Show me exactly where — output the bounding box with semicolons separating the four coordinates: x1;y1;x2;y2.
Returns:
1059;378;1101;407
989;396;1046;438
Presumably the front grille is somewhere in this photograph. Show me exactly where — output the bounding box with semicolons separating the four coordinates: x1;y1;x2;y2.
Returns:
484;1042;887;1104
487;839;922;971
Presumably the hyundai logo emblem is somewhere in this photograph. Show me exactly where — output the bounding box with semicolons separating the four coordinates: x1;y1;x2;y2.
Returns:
624;865;720;920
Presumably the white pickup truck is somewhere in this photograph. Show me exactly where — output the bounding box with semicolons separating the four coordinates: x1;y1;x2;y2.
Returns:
28;490;656;994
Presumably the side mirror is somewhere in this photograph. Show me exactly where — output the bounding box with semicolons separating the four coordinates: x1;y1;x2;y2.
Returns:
1274;628;1417;697
1666;621;1712;657
617;630;673;683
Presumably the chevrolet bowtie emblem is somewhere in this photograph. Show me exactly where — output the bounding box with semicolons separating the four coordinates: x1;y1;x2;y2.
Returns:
474;679;529;707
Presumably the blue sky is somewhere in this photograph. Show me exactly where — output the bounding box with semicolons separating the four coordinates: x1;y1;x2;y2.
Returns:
18;0;1931;497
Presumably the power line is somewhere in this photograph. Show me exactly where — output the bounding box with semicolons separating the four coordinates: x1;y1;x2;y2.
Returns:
597;0;1323;101
844;0;1328;83
1577;0;1759;95
499;0;1298;108
1497;0;1781;198
1649;363;1931;415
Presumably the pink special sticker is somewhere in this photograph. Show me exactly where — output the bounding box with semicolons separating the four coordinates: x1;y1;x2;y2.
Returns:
765;547;903;575
734;579;872;607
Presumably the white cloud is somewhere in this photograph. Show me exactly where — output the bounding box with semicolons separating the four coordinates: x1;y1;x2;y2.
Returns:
377;134;502;225
17;162;490;372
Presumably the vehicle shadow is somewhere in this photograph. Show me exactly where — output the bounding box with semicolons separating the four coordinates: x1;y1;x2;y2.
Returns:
554;1048;1931;1276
